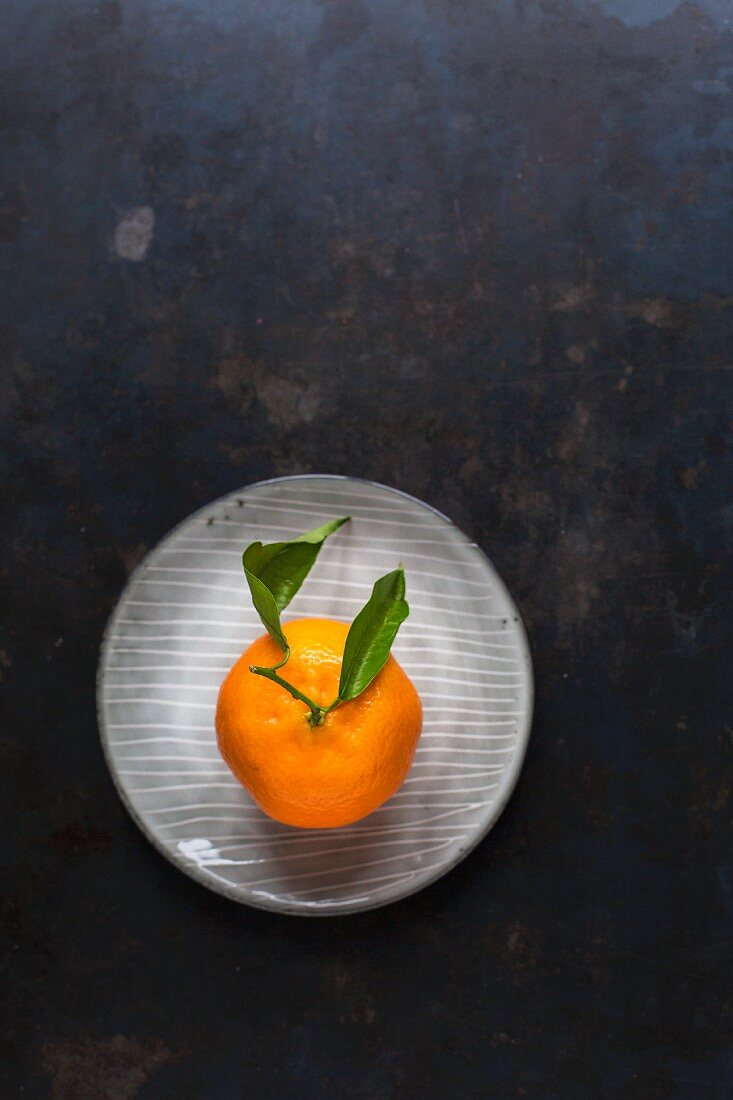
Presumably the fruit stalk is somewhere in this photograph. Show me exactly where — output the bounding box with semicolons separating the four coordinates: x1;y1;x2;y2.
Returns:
249;664;326;727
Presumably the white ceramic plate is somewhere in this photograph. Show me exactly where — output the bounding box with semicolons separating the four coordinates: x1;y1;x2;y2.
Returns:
98;476;533;915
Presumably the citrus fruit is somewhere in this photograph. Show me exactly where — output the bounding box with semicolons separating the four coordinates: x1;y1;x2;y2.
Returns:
216;617;423;828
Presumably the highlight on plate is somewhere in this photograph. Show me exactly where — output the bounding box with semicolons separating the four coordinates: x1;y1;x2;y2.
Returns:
215;517;423;828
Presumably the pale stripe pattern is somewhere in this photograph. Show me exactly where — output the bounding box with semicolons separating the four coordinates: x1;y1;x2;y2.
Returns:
98;476;532;915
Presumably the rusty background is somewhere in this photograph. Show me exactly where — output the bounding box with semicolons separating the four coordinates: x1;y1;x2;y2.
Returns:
2;0;732;1096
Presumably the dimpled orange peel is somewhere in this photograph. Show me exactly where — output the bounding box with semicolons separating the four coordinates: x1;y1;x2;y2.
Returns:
215;517;422;828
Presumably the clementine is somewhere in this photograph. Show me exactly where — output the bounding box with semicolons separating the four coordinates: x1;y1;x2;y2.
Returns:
216;617;423;828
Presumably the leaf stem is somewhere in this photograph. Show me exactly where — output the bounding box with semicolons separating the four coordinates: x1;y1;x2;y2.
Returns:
269;648;291;671
249;664;327;727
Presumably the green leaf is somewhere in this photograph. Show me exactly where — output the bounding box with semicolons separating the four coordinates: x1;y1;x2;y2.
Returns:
243;568;289;653
336;566;409;703
293;517;351;546
242;516;350;650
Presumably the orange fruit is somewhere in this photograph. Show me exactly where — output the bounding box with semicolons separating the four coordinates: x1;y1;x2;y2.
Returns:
216;617;422;828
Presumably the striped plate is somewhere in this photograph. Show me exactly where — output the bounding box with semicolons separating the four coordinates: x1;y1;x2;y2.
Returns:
98;476;533;915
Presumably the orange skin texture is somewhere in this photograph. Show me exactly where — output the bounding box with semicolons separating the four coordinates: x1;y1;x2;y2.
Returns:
216;618;423;828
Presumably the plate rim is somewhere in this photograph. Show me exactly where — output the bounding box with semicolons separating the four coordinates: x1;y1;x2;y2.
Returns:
97;474;534;916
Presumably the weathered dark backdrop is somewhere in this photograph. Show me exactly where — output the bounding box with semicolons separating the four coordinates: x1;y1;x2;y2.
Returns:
2;0;732;1095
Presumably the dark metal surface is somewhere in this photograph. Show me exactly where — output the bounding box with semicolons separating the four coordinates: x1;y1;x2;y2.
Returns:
2;0;732;1095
